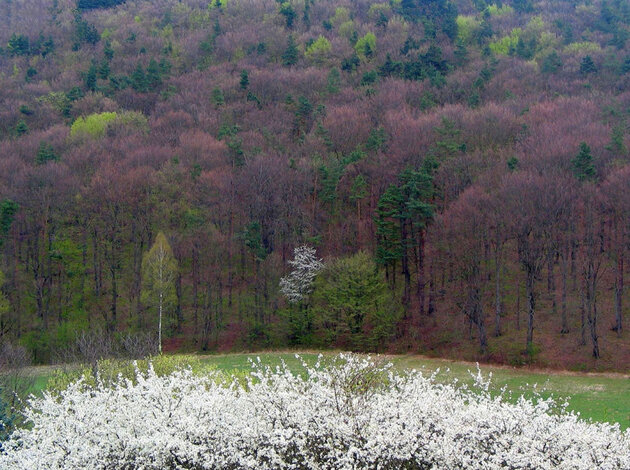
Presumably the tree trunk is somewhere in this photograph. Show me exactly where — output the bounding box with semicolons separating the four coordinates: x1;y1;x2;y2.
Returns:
494;249;501;337
580;286;586;346
201;283;212;350
132;232;144;323
614;252;623;335
400;219;410;307
586;264;600;358
560;246;569;334
80;228;88;310
92;228;101;297
254;259;261;325
175;272;183;332
192;247;199;331
215;278;223;346
109;261;117;333
548;251;557;317
547;252;553;293
472;286;487;354
158;290;163;354
227;210;234;309
515;276;520;331
526;271;535;354
416;229;426;318
590;293;600;358
428;260;435;316
570;241;577;292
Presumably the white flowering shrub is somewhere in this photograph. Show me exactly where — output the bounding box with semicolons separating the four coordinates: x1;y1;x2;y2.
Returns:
1;354;628;469
279;245;324;303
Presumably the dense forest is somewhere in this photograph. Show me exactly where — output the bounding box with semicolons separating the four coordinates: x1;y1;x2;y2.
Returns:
0;0;629;370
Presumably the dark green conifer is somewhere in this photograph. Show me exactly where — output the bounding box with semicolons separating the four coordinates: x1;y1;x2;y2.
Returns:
239;69;249;90
282;35;298;66
572;142;597;182
15;119;28;136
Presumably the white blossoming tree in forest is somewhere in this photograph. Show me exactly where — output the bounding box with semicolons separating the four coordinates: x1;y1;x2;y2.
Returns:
279;245;324;303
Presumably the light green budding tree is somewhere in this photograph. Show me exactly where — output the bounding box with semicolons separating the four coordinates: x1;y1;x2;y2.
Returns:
142;232;177;354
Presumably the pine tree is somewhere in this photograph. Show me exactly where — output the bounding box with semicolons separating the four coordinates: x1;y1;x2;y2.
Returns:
146;59;162;91
98;59;110;80
159;58;172;76
572;142;597;182
14;120;28;136
279;2;296;29
454;38;468;65
36;142;59;165
580;55;597;74
541;52;562;74
239;69;249;90
84;63;98;91
606;124;628;155
211;87;225;107
282;35;299;66
507;156;519;171
0;199;18;249
103;39;114;60
131;63;148;92
431;117;464;161
326;67;341;93
7;33;30;56
375;184;404;284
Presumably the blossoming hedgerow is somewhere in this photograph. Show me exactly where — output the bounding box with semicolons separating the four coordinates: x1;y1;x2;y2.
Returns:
0;354;628;469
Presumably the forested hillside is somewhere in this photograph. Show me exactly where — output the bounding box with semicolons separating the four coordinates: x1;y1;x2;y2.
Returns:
1;0;629;369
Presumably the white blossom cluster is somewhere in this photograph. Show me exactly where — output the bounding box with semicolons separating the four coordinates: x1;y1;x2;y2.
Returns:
1;354;629;469
279;245;324;303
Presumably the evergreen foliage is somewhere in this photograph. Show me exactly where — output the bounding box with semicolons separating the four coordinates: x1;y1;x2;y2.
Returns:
282;35;299;66
35;142;59;165
83;63;98;92
278;2;296;29
14;120;28;136
580;55;597;74
73;14;100;48
572;142;597;182
6;34;29;56
310;252;401;350
78;0;127;10
239;69;249;90
0;200;18;249
131;63;148;92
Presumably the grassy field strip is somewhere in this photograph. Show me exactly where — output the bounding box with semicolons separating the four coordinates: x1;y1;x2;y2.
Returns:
21;352;630;430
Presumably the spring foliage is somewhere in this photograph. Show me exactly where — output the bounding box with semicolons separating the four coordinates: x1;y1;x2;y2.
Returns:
142;232;177;354
69;112;117;138
310;252;401;350
0;354;628;469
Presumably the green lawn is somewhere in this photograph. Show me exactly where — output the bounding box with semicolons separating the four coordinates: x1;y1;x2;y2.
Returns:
25;352;630;430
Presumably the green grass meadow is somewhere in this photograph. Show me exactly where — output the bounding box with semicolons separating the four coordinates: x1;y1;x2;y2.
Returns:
24;352;630;430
